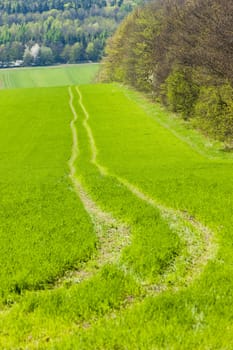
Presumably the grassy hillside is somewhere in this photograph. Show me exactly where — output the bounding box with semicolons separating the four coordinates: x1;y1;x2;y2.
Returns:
70;84;233;349
0;83;232;348
0;64;99;89
0;87;96;302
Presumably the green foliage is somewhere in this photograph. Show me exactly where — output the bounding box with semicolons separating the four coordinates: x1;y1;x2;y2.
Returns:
38;46;54;65
23;47;34;65
102;0;233;144
0;0;141;66
194;84;233;147
101;5;164;92
165;68;200;119
69;43;84;63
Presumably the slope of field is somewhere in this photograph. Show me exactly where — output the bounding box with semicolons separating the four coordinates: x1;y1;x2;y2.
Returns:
0;83;232;349
0;87;96;301
0;64;99;89
65;84;233;349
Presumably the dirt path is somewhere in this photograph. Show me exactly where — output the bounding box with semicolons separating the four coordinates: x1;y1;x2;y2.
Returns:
74;86;218;292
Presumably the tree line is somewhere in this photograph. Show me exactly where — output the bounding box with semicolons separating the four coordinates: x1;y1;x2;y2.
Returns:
0;0;140;66
102;0;233;147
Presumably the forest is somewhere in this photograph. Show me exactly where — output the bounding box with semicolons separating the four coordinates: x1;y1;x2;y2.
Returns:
102;0;233;146
0;0;140;66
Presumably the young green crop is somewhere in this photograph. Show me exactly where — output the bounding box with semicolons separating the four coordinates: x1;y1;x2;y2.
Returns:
60;83;233;349
0;87;96;302
0;82;233;349
0;64;99;89
71;86;181;283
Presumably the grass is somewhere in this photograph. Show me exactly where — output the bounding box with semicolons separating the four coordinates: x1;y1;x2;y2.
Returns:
63;83;233;349
0;63;100;89
0;82;232;349
72;85;181;282
0;85;144;348
0;87;96;302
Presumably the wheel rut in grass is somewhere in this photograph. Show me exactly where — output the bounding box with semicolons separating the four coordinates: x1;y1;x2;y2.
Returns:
76;86;107;176
75;85;218;293
115;178;217;292
65;87;131;286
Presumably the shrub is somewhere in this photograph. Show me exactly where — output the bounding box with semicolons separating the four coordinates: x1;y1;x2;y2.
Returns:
194;83;233;148
164;68;200;119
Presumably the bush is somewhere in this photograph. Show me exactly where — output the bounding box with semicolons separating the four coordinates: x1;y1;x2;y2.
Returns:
164;68;200;119
194;83;233;148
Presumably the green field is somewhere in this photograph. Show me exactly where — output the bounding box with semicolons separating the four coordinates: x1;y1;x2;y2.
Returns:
0;63;99;89
0;87;97;300
0;81;233;349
